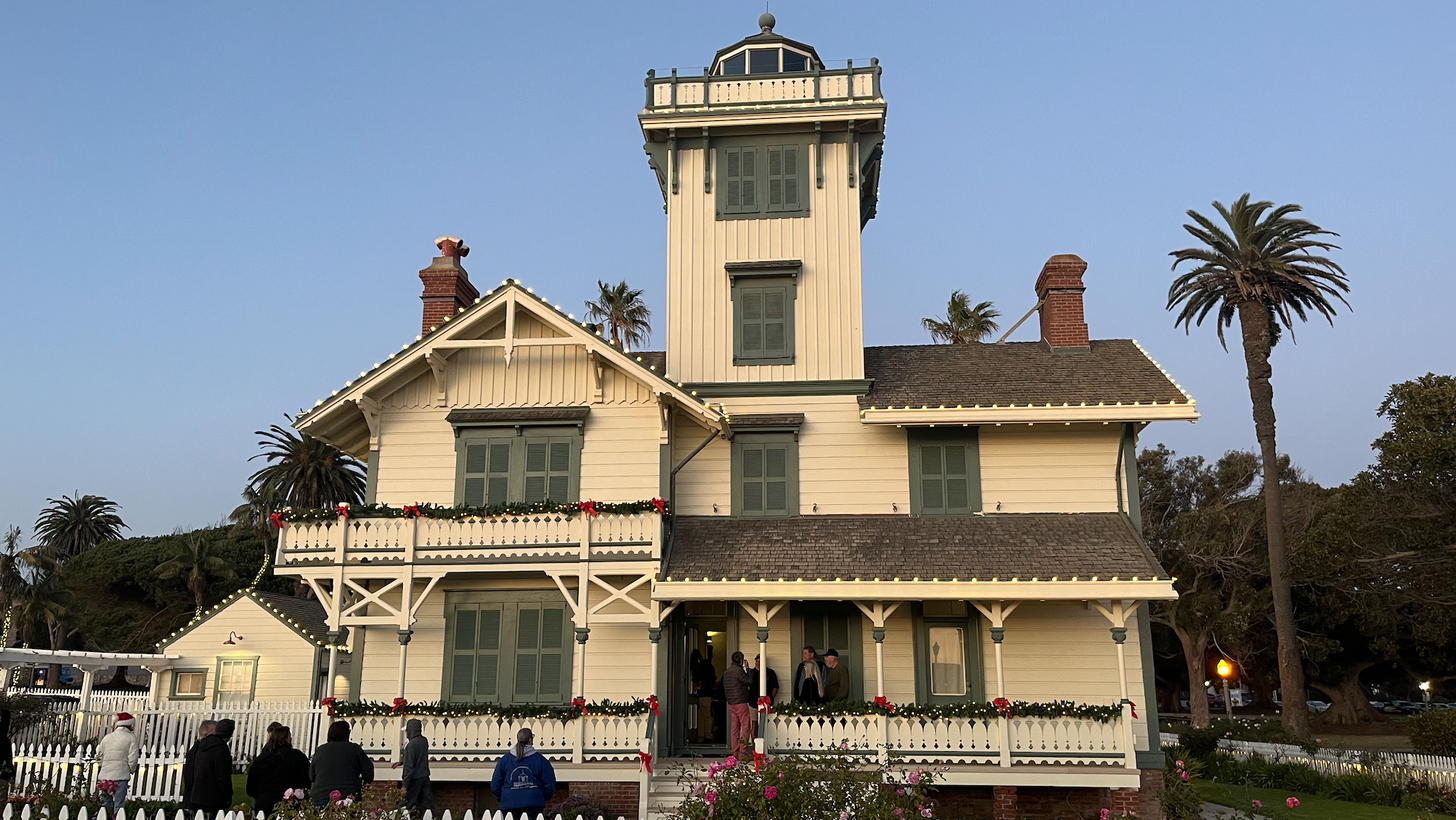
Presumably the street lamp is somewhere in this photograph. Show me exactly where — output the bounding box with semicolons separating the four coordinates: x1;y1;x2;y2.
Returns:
1421;680;1432;705
1217;659;1235;719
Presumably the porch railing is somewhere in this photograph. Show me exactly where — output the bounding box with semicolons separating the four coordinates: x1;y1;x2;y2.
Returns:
348;713;650;764
765;711;1132;767
277;513;661;567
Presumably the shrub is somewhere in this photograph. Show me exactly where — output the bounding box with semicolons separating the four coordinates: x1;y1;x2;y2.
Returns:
1410;709;1456;756
557;794;611;820
666;748;939;820
1178;725;1223;761
1161;747;1204;820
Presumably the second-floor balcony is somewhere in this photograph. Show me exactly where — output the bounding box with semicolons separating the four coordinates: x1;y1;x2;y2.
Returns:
275;511;662;568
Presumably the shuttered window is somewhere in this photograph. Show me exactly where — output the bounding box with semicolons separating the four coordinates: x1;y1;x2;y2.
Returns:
732;276;796;365
446;594;573;705
908;429;981;516
717;141;806;219
455;428;581;507
732;434;798;517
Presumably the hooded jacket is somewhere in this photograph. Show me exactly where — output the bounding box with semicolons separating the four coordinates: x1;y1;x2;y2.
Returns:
246;744;311;813
184;734;234;811
490;745;556;811
401;719;430;783
309;739;375;803
97;726;140;780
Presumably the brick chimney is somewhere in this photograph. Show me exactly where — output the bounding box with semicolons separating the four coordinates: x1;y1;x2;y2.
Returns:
1034;254;1090;351
419;236;479;335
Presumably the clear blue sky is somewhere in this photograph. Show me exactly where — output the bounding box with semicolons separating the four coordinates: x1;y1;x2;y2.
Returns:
2;2;1452;537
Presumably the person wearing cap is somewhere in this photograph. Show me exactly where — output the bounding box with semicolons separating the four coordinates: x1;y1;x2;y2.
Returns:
96;712;140;811
491;728;555;816
185;718;235;817
823;649;850;701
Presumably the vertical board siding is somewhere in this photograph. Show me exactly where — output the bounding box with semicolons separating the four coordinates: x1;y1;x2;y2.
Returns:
859;608;916;705
374;409;457;505
163;598;320;703
978;426;1121;513
580;405;662;500
986;602;1149;750
674;395;907;515
666;142;865;384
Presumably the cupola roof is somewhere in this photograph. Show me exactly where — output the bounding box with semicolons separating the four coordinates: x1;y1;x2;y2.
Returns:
710;14;823;75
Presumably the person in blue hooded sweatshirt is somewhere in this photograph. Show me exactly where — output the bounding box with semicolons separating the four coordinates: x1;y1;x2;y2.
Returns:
491;728;555;817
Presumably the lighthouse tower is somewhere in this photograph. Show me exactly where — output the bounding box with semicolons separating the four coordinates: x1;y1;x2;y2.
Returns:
639;14;886;390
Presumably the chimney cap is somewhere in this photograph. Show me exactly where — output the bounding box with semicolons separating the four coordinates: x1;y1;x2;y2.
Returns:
435;236;469;257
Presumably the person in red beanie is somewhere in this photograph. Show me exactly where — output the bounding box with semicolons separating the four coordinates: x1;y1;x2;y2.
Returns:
96;713;139;811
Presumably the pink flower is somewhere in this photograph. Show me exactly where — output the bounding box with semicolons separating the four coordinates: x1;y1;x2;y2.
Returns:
724;755;739;769
330;791;343;802
765;786;778;800
921;810;933;818
841;813;850;820
893;810;904;819
1175;760;1185;768
692;783;703;795
1181;771;1189;782
909;771;922;785
778;771;785;778
1251;799;1263;809
1286;797;1300;808
1101;810;1111;820
897;788;906;795
705;791;717;805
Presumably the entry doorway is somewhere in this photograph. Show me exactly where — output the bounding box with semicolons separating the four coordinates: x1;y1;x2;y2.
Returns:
668;602;737;756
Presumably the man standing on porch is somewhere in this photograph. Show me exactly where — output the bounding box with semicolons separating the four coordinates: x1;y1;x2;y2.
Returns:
793;646;825;704
823;650;850;702
723;652;755;760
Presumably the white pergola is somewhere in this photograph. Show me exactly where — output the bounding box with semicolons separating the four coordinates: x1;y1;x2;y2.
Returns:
0;648;180;714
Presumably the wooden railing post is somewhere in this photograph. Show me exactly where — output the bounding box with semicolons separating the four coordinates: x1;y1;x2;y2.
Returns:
644;69;656;110
1121;703;1137;769
999;717;1012;768
877;714;889;765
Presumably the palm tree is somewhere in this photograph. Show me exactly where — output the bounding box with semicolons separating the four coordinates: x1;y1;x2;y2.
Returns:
584;280;652;352
157;534;237;619
1168;193;1350;736
247;419;366;510
32;493;127;562
0;527;26;647
11;554;74;688
922;291;1000;344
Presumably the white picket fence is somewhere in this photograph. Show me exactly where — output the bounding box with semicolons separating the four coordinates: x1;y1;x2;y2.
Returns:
14;702;328;762
1163;732;1456;789
10;743;186;802
0;808;624;820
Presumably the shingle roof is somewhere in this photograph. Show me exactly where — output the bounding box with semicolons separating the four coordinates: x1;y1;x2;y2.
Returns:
637;351;667;373
860;340;1187;410
251;590;342;644
666;514;1164;580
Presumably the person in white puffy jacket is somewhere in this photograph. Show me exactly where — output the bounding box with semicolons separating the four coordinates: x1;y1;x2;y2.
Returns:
96;712;140;811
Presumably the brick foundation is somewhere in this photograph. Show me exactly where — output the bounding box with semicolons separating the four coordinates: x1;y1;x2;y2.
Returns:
430;782;477;816
1111;787;1140;817
1139;767;1165;820
992;785;1017;820
932;784;1157;820
434;781;640;819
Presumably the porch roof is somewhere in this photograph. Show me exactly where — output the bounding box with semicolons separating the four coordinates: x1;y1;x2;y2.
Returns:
663;513;1168;594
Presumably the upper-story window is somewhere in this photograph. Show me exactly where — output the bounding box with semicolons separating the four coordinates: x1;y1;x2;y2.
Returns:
718;46;815;75
449;410;587;507
731;432;799;517
907;428;982;515
718;140;807;220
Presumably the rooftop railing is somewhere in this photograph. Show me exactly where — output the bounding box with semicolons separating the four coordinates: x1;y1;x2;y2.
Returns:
644;60;882;113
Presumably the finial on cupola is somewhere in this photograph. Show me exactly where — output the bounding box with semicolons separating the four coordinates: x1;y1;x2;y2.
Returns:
759;11;776;33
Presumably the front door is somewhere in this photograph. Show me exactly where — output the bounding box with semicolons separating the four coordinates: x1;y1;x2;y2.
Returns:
667;602;735;756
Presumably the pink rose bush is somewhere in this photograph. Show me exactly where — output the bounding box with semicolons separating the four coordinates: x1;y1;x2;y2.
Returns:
667;748;940;819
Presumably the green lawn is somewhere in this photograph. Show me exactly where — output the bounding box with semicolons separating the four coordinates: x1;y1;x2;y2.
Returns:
232;774;249;806
1198;781;1426;820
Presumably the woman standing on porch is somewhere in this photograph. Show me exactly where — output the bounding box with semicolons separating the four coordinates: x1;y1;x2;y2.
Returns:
792;646;825;704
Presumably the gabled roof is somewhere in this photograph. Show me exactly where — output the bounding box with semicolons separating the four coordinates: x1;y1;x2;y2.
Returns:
157;589;347;651
294;280;723;454
666;513;1165;581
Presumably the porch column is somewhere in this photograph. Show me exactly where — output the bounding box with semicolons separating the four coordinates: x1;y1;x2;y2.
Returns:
75;665;97;737
326;631;342;698
1092;599;1142;770
396;629;412;700
1111;626;1129;702
971;602;1021;700
756;625;769;735
575;628;591;765
872;626;886;699
647;627;663;736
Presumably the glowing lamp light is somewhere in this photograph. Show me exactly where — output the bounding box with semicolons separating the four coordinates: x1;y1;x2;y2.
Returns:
1216;659;1234;679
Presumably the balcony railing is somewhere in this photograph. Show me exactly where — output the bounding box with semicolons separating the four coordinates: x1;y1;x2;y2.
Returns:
766;712;1133;768
644;62;882;113
276;512;662;567
349;713;649;764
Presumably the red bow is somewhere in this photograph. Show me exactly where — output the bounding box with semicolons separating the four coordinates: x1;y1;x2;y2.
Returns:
402;505;420;518
873;696;895;713
269;512;286;530
757;696;773;714
337;504;351;519
638;750;653;774
993;698;1013;718
1127;701;1138;719
321;697;337;716
579;501;599;518
753;751;768;773
573;697;588;714
391;698;408;714
647;695;661;717
651;498;667;515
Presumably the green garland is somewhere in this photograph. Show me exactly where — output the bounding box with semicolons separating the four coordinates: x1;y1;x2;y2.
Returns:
770;699;1123;723
330;698;651;721
280;499;667;524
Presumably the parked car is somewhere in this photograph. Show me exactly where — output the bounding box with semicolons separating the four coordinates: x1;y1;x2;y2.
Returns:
1307;700;1330;713
1369;701;1386;710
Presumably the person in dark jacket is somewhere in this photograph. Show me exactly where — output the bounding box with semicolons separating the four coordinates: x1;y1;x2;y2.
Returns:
723;651;756;760
247;722;311;814
0;707;15;794
184;718;235;816
490;728;555;816
181;719;218;811
391;718;433;813
310;720;375;806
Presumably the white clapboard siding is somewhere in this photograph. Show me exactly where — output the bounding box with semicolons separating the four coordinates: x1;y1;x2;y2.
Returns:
159;596;322;706
978;425;1121;513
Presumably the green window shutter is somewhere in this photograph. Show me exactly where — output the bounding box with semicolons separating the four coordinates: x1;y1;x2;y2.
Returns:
511;605;570;703
487;442;512;506
463;444;488;506
920;444;945;513
450;608;478;698
740;289;764;357
944;444;970;512
450;605;501;702
740;147;757;211
763;287;788;358
523;435;576;504
538;608;565;698
514;607;541;702
741;444;765;514
765;444;789;514
722;147;742;212
767;146;801;212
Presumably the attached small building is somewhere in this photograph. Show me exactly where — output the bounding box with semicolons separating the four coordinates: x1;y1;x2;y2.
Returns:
156;590;351;705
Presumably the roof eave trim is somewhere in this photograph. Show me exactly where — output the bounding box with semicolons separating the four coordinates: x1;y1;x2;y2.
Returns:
653;579;1177;601
859;404;1199;425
